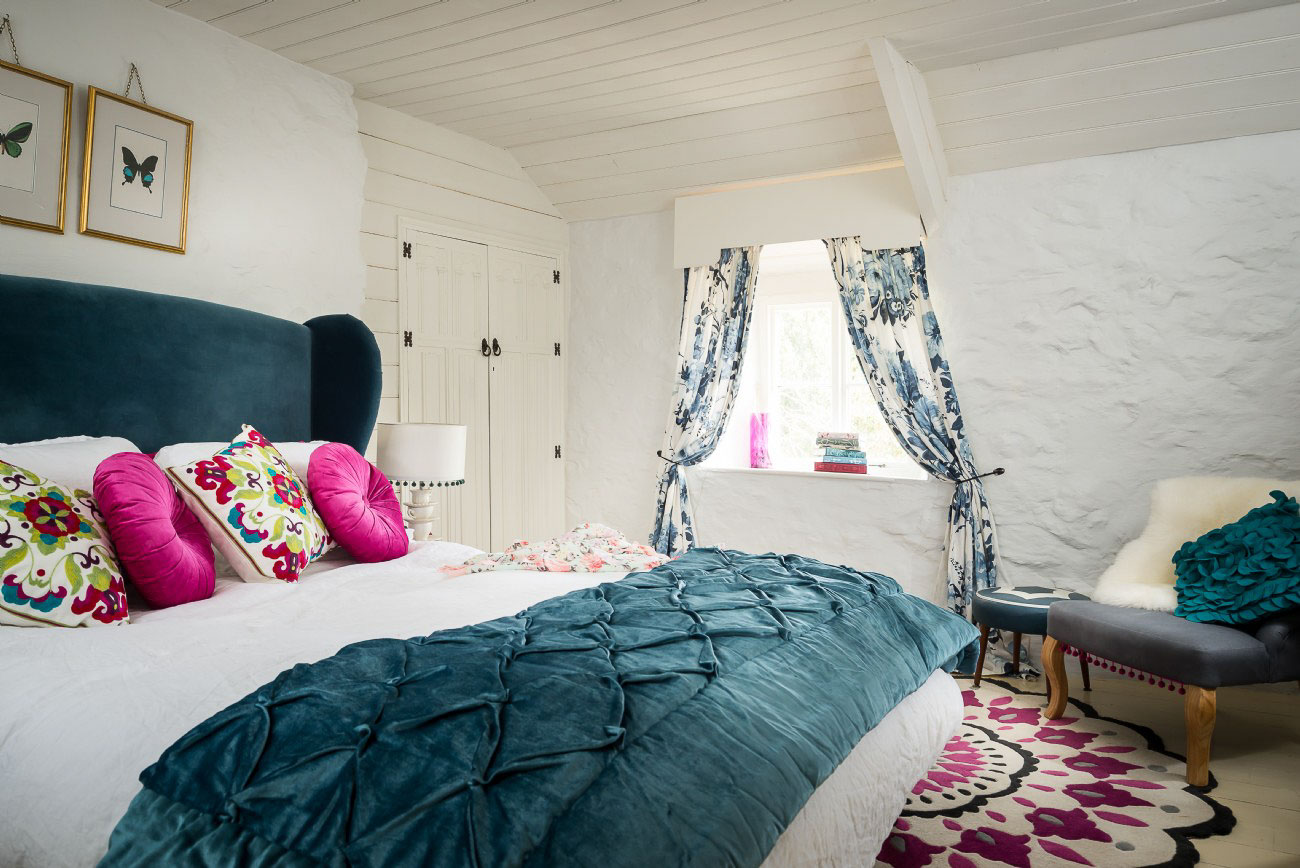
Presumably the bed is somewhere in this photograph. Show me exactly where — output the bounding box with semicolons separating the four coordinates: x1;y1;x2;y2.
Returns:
0;274;971;867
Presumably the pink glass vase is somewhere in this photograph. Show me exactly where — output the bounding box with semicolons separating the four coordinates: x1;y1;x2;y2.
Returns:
750;413;772;468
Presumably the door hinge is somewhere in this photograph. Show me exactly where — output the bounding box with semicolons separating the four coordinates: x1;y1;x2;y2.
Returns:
554;445;562;459
403;330;412;347
402;242;412;259
554;342;561;356
552;269;560;284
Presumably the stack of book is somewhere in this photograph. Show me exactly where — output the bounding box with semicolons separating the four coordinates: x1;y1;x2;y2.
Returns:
813;432;867;474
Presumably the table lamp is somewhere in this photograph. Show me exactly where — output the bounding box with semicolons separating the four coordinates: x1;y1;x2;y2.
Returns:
376;423;467;542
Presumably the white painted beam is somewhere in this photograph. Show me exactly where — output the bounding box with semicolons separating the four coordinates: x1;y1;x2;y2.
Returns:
868;37;948;234
673;168;920;269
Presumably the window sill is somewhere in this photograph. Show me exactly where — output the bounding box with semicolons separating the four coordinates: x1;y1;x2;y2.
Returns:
693;466;935;484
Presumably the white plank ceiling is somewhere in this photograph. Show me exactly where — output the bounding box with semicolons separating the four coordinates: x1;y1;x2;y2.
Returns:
158;0;1300;220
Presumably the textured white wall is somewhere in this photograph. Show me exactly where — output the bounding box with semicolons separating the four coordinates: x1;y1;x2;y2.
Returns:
927;128;1300;591
691;471;951;600
0;0;366;322
566;210;680;541
566;129;1300;601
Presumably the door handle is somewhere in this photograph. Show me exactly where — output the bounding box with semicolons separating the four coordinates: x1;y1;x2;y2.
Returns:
481;338;491;357
492;338;502;357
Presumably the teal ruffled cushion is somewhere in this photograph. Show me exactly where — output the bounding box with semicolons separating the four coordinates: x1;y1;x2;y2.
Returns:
1174;490;1300;624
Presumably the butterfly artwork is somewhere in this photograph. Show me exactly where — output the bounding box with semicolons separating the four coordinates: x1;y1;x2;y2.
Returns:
121;146;158;192
1;121;32;158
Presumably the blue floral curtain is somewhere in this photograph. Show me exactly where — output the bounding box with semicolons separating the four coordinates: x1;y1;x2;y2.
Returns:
825;239;1000;618
650;246;761;556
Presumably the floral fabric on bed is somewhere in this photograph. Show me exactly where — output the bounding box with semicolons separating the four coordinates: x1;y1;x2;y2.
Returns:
441;523;669;577
167;426;332;583
0;459;129;627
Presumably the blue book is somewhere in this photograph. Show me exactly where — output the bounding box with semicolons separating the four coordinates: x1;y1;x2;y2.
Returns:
819;452;866;465
821;448;866;460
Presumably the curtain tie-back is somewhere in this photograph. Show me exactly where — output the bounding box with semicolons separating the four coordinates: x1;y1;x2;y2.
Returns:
954;467;1005;485
656;450;688;466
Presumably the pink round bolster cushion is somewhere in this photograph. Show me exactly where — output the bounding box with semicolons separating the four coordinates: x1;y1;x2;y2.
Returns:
308;443;408;563
93;452;215;608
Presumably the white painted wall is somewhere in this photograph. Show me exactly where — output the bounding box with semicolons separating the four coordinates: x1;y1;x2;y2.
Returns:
566;129;1300;603
673;168;919;268
354;98;566;430
566;210;680;542
926;128;1300;592
0;0;365;322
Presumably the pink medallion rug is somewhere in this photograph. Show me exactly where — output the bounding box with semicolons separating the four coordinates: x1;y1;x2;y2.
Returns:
875;679;1235;867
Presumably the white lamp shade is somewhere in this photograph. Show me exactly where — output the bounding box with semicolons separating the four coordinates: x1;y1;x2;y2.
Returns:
376;423;467;484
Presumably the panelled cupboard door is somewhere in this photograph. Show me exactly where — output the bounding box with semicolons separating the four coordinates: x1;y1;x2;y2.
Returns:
487;246;564;550
401;231;491;551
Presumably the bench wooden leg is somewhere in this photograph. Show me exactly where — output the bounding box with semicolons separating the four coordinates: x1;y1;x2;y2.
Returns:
1042;635;1069;718
1079;653;1091;691
973;623;990;688
1012;632;1022;674
1185;686;1216;787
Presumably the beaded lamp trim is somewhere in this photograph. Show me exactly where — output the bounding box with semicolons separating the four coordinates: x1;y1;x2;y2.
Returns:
390;479;465;488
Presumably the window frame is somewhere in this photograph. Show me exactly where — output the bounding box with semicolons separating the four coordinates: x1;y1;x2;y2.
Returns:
745;280;924;480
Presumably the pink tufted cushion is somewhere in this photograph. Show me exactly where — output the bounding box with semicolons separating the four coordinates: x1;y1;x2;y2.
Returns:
93;452;215;608
308;443;408;563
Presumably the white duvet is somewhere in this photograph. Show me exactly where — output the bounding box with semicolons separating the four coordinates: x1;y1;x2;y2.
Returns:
0;542;960;868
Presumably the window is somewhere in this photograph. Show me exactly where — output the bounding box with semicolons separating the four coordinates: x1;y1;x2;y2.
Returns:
707;241;925;479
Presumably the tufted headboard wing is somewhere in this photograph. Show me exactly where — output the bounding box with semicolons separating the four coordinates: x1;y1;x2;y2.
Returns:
0;273;380;454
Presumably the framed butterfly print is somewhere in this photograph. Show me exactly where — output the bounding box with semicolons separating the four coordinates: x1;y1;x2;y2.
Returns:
0;59;71;234
80;87;192;253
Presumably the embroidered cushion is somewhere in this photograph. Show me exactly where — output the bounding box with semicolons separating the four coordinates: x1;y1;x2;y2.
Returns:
166;426;332;584
308;443;408;563
94;453;215;608
1173;490;1300;625
0;458;129;627
154;440;327;483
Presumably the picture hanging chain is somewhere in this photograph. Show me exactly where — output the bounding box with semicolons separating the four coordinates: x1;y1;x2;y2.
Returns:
0;15;21;67
123;62;149;105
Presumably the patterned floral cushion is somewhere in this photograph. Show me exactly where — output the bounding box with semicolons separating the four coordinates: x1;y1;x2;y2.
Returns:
0;459;129;627
166;426;332;583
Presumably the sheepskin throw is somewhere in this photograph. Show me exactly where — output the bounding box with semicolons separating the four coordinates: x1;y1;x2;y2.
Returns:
1093;477;1299;612
1173;491;1300;624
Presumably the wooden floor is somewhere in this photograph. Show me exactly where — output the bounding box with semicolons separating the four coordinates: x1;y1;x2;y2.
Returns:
1030;663;1300;867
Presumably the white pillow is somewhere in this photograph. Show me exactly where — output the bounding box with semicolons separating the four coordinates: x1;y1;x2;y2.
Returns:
155;440;326;482
0;436;140;492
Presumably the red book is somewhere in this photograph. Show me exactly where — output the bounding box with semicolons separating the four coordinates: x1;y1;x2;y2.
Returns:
813;462;867;474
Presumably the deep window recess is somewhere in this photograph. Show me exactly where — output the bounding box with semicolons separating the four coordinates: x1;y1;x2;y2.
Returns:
706;240;926;480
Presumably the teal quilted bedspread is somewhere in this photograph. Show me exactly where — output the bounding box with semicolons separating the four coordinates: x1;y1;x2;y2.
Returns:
101;548;977;867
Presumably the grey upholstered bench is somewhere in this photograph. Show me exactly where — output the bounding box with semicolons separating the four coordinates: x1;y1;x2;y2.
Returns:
1042;601;1300;786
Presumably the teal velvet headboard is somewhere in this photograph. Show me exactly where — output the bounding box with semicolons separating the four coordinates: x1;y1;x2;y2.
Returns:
1;274;381;454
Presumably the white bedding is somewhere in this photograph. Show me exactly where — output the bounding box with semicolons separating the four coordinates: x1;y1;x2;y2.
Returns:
0;542;960;867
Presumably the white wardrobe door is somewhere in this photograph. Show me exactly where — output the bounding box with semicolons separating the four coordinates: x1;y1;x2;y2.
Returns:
487;246;564;550
401;231;491;551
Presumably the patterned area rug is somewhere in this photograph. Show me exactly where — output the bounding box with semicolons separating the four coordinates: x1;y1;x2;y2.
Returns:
875;679;1235;867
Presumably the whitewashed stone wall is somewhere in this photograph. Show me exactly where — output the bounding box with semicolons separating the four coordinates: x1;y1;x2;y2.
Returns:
566;210;681;542
1;0;366;322
926;129;1300;591
566;129;1300;602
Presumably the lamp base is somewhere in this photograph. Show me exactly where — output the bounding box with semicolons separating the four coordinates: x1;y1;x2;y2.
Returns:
406;488;440;542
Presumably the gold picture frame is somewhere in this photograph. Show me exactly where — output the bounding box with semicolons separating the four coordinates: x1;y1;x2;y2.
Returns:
0;58;72;234
79;87;192;254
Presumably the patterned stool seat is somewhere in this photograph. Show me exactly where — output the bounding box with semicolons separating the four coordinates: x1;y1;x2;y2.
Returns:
971;586;1091;689
972;586;1091;635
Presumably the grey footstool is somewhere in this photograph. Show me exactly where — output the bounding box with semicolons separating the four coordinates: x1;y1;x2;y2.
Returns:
1043;601;1300;786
